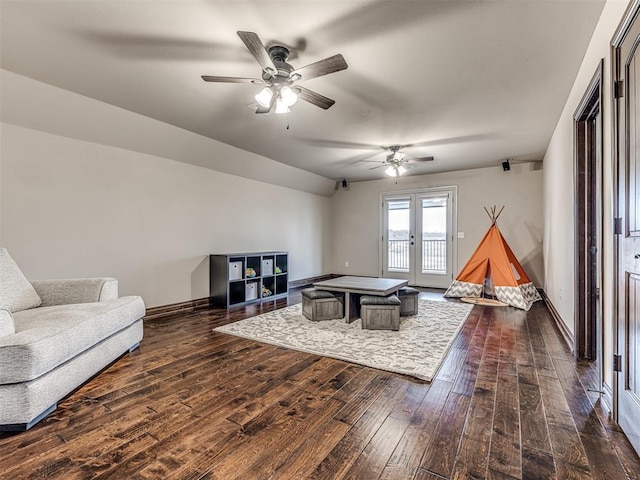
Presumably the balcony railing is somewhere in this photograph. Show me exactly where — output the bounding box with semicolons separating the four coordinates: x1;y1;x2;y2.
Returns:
388;239;447;273
422;239;447;272
388;239;410;271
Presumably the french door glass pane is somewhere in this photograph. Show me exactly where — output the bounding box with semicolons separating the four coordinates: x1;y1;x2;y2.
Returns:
421;196;447;274
387;199;410;272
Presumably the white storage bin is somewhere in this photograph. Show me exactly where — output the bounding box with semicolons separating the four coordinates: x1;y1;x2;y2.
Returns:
262;259;274;276
246;282;258;301
229;261;243;281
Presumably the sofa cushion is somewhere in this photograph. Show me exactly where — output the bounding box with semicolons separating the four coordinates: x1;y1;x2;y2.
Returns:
0;296;145;384
0;248;42;313
0;309;14;338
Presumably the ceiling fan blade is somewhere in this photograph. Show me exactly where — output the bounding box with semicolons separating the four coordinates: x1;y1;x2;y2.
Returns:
201;75;264;84
368;164;386;170
292;86;335;109
346;151;385;165
409;156;435;162
292;54;348;81
237;31;277;75
296;138;384;150
383;143;416;151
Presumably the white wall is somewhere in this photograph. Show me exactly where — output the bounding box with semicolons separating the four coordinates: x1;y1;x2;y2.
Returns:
331;163;544;286
1;123;331;308
543;0;631;395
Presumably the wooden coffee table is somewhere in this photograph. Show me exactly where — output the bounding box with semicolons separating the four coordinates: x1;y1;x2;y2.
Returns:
313;276;408;322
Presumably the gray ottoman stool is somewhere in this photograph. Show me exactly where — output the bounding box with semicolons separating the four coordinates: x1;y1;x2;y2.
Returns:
302;288;344;321
398;287;419;316
360;295;401;331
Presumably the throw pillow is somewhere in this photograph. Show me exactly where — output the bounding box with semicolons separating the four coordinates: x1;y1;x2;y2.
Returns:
0;248;42;312
0;308;14;337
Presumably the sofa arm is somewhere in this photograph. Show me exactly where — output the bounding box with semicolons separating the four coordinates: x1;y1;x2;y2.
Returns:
0;309;14;338
30;278;119;307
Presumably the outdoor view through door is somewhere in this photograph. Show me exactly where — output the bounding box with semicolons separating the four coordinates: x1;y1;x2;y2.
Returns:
382;188;456;288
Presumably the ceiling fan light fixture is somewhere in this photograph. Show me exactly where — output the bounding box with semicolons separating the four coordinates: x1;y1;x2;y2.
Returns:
275;97;290;114
280;85;298;106
255;86;273;108
385;163;407;177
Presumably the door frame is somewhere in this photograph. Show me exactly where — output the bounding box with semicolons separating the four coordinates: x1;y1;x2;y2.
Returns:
379;186;458;287
574;59;604;363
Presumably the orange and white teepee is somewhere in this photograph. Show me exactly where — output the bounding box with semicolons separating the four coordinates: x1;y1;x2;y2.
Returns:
444;206;541;310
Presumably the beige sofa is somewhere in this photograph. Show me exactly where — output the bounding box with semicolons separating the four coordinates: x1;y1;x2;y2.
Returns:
0;249;145;431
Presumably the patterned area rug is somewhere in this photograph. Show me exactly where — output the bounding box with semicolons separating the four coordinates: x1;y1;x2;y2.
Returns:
214;299;474;381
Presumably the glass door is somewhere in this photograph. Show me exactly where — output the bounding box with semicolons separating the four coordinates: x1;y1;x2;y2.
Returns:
415;192;454;287
382;188;456;287
382;196;414;283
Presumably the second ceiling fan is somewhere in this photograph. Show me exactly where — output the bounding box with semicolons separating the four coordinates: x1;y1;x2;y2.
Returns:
202;31;348;114
367;145;434;177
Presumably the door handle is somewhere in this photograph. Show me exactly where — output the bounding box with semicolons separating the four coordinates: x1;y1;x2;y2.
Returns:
635;254;640;259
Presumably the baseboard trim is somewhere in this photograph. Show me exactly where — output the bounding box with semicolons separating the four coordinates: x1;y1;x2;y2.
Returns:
145;274;341;320
539;289;575;353
144;298;210;321
602;381;614;413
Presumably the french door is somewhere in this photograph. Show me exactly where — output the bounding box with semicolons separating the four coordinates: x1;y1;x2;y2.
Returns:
381;188;456;288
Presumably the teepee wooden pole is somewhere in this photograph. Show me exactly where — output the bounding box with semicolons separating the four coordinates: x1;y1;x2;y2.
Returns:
484;205;505;224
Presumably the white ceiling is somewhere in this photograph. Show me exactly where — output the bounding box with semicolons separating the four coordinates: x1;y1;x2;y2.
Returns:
0;0;605;183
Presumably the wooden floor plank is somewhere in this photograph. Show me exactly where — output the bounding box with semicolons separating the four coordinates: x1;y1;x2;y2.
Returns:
419;392;471;478
579;432;631;480
552;357;608;437
451;403;493;479
489;362;522;479
521;446;557;480
342;415;409;480
545;423;592;479
267;419;351;479
308;375;409;480
238;396;347;479
519;382;552;453
609;429;640;480
380;379;453;480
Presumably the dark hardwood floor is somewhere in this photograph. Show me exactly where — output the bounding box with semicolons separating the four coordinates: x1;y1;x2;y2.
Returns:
2;289;639;479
